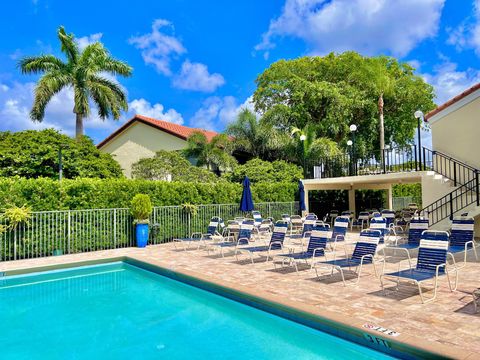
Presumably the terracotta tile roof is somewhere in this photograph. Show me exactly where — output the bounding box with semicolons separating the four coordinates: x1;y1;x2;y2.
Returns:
97;114;219;148
426;82;480;120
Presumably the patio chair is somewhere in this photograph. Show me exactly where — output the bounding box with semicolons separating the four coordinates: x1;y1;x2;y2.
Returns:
252;211;263;227
328;216;349;246
369;217;388;243
381;209;396;229
312;229;382;286
235;221;288;264
173;216;223;250
380;232;458;303
207;219;255;257
351;211;369;231
290;215;304;235
290;213;317;240
328;210;339;226
448;216;478;266
273;224;330;272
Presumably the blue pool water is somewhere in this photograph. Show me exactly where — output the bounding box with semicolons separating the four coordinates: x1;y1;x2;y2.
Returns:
0;262;396;359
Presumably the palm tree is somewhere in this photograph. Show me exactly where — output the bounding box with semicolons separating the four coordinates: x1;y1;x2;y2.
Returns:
291;124;340;164
226;108;288;161
19;26;132;140
184;131;237;172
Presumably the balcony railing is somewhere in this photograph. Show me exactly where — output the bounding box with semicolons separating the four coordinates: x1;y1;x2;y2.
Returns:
305;145;421;179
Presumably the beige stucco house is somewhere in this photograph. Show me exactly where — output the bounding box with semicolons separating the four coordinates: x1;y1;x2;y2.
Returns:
97;114;219;178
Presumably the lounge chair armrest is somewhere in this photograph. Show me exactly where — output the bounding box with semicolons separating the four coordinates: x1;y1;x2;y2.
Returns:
191;232;203;238
236;237;251;246
269;241;284;250
359;254;374;265
312;247;326;258
465;240;474;251
435;263;448;276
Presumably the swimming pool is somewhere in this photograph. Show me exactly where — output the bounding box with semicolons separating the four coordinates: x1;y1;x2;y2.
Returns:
0;261;398;359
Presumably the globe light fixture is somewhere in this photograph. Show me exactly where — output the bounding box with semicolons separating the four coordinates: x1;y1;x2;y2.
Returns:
347;140;353;146
414;110;424;119
349;124;357;132
299;134;307;141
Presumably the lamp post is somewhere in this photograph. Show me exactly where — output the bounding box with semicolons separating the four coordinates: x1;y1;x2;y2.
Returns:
347;140;353;176
384;144;390;172
414;110;424;170
349;124;357;176
58;146;63;181
300;134;306;178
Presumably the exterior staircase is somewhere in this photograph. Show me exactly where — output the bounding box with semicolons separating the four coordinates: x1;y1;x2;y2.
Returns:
420;148;480;230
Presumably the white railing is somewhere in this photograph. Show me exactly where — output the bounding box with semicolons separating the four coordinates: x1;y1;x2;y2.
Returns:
0;202;298;262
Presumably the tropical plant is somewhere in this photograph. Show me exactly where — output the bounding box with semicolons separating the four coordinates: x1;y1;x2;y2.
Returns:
2;205;31;230
130;194;153;224
225;158;303;184
253;52;435;156
290;124;340;164
19;26;132;140
226;109;289;161
184;131;237;171
0;129;123;179
131;150;218;182
181;203;198;216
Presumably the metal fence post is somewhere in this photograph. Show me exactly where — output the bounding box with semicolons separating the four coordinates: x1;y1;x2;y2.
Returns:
449;193;454;220
113;208;117;248
67;210;71;254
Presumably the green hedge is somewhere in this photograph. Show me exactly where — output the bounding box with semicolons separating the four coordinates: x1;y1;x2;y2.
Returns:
0;178;297;211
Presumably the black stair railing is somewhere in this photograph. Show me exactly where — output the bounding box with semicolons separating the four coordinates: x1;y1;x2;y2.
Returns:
424;147;478;186
420;175;479;225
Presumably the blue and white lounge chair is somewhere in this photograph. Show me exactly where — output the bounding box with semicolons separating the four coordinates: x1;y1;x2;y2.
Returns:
391;218;429;249
173;216;222;250
351;211;370;231
369;217;388;243
274;224;330;272
281;214;291;224
252;211;263;227
329;216;349;245
381;209;395;228
290;214;317;240
313;229;382;286
207;219;255;257
380;231;458;303
235;221;288;264
449;217;478;266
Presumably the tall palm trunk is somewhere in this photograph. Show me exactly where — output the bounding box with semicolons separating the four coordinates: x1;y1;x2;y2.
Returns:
75;112;84;140
378;92;385;166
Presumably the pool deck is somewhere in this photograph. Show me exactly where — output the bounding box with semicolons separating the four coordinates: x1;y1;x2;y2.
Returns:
1;234;480;359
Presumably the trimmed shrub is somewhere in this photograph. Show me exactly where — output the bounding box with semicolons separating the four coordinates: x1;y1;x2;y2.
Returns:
0;178;296;211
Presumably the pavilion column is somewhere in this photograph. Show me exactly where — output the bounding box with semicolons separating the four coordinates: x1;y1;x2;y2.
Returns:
348;188;356;216
386;184;393;210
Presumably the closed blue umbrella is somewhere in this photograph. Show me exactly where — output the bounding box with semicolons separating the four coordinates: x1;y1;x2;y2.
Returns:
240;176;254;212
298;180;306;211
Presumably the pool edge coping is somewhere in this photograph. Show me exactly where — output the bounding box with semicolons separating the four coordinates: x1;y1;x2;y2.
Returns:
1;255;474;360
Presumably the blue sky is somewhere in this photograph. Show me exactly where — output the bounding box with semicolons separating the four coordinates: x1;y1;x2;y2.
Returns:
0;0;478;145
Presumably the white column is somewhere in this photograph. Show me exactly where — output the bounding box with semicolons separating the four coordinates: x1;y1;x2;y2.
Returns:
348;188;356;215
386;184;393;210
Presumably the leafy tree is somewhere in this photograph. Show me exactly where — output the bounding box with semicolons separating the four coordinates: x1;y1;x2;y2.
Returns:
184;131;237;171
253;52;435;157
0;129;123;179
225;158;303;183
19;26;132;140
226;109;290;161
131;150;219;182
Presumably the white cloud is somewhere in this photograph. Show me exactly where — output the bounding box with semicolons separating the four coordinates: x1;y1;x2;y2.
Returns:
76;33;103;51
422;61;480;104
256;0;444;57
190;96;256;130
128;98;184;124
172;60;225;92
129;19;186;76
446;1;480;56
